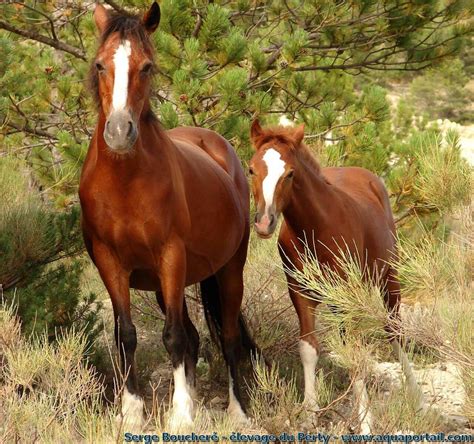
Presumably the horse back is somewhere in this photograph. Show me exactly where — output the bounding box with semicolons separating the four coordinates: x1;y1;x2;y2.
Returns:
167;126;249;214
323;166;394;227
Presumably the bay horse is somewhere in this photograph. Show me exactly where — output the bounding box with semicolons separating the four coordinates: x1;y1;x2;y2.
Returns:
248;120;422;431
79;2;256;428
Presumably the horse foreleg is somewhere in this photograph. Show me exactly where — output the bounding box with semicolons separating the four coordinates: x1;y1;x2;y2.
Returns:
93;242;143;427
159;241;193;429
287;276;320;410
156;292;200;392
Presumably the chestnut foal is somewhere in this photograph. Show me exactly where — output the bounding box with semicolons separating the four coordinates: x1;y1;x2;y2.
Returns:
80;3;256;428
248;121;422;432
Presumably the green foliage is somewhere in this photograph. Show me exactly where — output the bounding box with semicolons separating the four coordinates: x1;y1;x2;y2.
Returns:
407;58;474;123
387;129;471;228
0;0;472;347
0;157;101;341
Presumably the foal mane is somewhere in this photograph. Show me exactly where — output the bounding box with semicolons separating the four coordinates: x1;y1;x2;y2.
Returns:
255;125;322;175
88;10;155;107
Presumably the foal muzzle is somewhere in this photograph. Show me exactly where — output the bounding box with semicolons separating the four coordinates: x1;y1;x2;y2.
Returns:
104;110;138;152
254;212;277;238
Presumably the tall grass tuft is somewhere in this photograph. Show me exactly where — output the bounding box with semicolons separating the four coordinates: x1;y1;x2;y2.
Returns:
285;243;390;346
0;300;116;443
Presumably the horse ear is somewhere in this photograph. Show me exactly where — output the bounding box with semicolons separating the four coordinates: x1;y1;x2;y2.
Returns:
250;119;264;149
94;3;109;34
293;123;305;147
143;2;161;34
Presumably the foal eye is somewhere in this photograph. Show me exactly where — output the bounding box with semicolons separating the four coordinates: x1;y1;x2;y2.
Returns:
95;62;105;73
140;63;153;75
248;167;255;176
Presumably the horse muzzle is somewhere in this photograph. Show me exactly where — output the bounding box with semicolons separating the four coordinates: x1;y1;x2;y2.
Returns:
104;110;138;152
254;213;277;239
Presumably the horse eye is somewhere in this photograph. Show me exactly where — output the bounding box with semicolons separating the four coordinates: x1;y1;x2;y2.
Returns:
141;63;153;75
95;62;105;73
286;170;294;179
248;167;255;176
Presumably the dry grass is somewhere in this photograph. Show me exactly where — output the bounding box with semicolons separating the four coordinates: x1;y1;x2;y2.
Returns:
1;199;472;440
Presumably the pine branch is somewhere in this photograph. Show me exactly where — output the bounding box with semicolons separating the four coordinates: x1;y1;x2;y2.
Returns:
5;121;58;140
102;0;129;16
0;20;86;60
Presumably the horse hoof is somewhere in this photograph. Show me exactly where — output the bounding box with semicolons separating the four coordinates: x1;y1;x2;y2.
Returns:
303;398;320;413
115;412;145;431
227;404;251;426
169;411;194;431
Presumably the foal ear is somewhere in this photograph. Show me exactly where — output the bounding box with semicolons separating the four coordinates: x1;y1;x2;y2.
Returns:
94;3;109;34
293;123;305;147
143;2;161;34
250;119;264;148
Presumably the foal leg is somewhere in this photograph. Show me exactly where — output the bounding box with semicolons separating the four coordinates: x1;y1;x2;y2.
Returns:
384;269;425;411
93;243;143;426
159;241;193;428
286;275;320;410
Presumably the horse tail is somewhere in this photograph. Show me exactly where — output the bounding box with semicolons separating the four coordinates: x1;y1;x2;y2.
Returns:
200;275;259;359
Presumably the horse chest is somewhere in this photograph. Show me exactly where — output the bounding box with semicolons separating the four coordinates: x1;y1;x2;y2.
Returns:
82;191;169;265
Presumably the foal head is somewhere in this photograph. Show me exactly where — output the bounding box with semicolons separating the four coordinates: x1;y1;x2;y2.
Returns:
90;3;160;152
249;120;306;238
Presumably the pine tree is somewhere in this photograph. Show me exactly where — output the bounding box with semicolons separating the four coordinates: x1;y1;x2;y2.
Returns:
0;0;472;324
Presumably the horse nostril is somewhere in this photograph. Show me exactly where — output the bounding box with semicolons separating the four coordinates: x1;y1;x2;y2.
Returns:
106;120;111;131
269;214;275;225
127;121;133;137
254;213;259;224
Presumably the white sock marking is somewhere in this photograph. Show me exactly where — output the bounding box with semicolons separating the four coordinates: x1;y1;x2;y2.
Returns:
392;340;425;411
170;363;193;428
227;370;247;421
299;339;319;407
262;148;286;214
353;377;373;434
121;387;144;427
112;40;131;111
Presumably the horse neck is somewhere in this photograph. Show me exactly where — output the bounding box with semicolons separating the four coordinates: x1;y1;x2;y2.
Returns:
283;149;334;236
94;108;172;175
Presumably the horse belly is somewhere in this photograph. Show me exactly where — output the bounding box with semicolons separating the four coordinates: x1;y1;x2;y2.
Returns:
178;156;248;280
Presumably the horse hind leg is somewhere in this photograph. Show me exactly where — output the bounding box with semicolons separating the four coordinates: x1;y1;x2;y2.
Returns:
200;237;255;423
215;263;249;423
384;268;425;412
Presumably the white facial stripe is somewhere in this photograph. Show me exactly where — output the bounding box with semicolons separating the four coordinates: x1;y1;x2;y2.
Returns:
112;40;132;111
262;148;286;212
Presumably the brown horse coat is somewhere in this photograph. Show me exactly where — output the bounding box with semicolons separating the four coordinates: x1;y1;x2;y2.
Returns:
79;3;254;428
249;121;401;411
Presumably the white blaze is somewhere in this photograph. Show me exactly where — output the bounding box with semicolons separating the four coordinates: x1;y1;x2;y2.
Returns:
262;148;286;213
112;40;132;112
